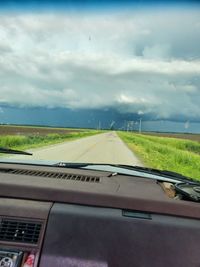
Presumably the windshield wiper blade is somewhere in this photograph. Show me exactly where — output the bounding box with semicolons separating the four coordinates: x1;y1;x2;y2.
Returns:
0;147;32;156
114;164;195;183
53;162;196;183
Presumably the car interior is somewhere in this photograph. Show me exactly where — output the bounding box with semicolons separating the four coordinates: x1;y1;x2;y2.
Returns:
0;162;200;267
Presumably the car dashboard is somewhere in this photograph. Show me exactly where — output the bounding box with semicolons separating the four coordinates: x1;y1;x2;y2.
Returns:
0;163;200;267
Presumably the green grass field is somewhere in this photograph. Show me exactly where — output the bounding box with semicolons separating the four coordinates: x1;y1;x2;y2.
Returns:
0;130;101;152
118;131;200;181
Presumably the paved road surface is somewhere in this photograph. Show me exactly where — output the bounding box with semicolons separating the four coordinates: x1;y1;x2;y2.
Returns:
11;132;142;165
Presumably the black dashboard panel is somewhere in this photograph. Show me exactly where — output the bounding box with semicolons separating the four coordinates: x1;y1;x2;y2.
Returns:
40;203;200;267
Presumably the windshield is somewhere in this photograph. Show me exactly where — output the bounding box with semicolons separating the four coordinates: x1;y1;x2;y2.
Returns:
0;0;200;181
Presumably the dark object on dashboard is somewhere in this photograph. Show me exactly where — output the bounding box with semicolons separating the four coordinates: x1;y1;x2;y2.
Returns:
175;183;200;202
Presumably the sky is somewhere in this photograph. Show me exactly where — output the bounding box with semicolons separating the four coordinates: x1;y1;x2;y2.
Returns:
0;2;200;128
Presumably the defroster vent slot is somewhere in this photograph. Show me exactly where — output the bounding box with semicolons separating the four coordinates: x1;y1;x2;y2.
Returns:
0;168;100;183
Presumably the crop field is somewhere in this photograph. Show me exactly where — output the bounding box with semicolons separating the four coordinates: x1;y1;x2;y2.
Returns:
142;132;200;142
0;125;100;151
118;131;200;181
0;125;82;136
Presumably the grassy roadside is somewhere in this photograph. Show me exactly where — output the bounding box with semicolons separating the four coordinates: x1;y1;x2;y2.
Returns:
138;134;200;155
118;131;200;181
0;130;102;152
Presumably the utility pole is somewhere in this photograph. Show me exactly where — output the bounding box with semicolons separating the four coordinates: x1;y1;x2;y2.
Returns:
139;118;142;133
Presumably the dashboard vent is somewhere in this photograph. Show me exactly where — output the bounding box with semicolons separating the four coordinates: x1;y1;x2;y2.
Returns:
0;168;100;183
0;219;42;244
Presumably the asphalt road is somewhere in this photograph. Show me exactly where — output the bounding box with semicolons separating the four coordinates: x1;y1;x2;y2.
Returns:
12;132;142;165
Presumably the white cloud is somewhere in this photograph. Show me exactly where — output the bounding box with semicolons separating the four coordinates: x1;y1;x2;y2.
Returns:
0;8;199;120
